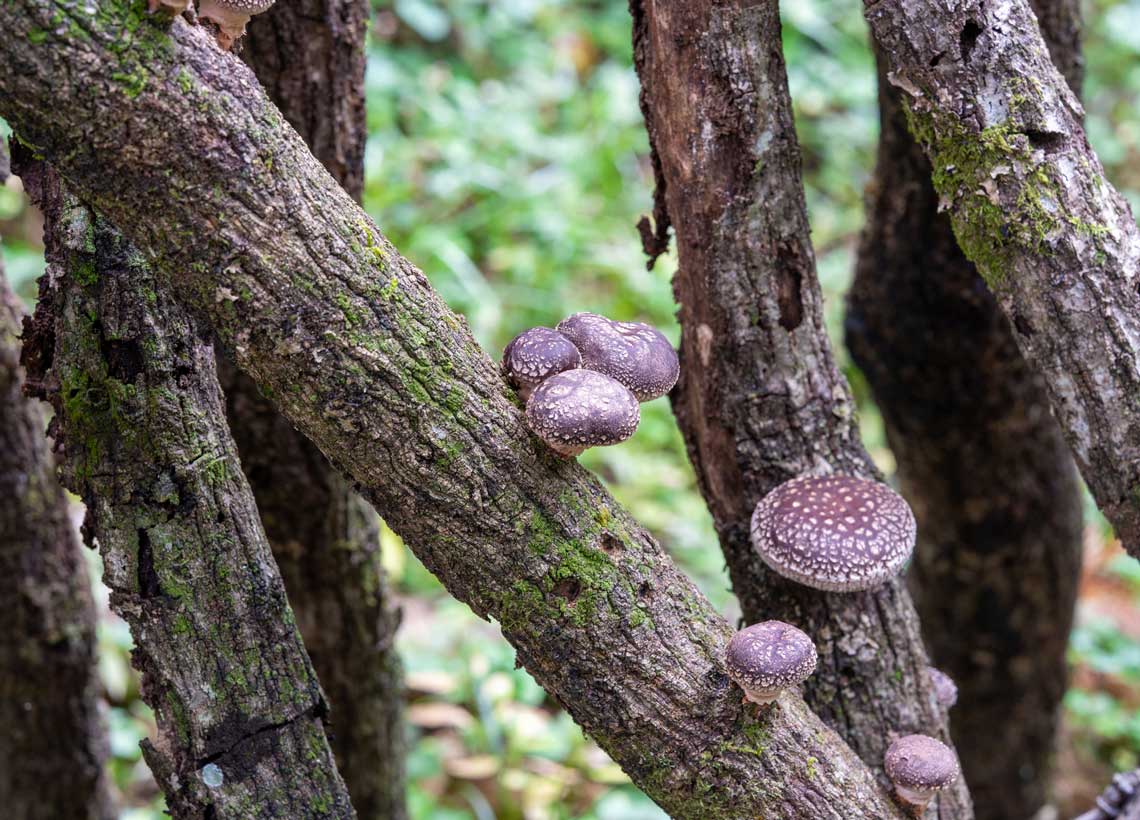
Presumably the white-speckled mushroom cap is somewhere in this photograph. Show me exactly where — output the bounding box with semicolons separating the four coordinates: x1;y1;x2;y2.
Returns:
725;620;817;704
197;0;275;48
928;667;958;709
501;327;582;401
884;735;959;794
750;475;916;592
556;312;678;401
211;0;274;13
525;369;640;458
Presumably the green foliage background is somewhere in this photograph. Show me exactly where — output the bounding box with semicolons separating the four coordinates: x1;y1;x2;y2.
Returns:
2;0;1140;816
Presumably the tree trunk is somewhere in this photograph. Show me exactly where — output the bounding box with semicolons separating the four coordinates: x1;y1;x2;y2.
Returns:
217;3;408;817
0;7;908;816
18;157;354;818
628;2;970;815
0;252;111;820
863;0;1140;561
845;2;1083;817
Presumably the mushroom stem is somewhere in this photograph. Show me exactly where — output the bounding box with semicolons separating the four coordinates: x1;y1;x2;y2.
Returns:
892;785;934;817
196;0;250;49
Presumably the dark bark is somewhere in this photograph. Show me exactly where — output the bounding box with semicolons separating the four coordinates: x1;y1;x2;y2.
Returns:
0;6;909;816
845;3;1083;817
629;2;970;815
18;158;354;818
0;257;111;819
220;3;408;817
863;0;1140;562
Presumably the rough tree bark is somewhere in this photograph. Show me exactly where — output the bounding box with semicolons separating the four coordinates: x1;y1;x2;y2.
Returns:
0;253;111;819
629;3;970;815
864;0;1140;562
0;5;908;816
217;3;408;817
844;2;1083;817
19;159;354;818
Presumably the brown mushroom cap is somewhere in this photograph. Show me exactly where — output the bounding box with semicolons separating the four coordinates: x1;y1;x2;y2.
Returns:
928;667;958;709
525;369;640;458
556;312;679;401
884;734;960;794
750;474;916;592
501;327;582;401
725;620;817;705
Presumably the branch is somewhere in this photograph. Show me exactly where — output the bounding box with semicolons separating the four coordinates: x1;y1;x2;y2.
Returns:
0;255;111;818
864;0;1140;559
19;158;354;817
628;3;969;811
0;3;904;816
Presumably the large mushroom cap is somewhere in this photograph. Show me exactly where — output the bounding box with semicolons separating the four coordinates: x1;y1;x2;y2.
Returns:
197;0;276;48
501;327;581;401
725;620;817;705
884;734;960;794
525;369;640;458
750;474;916;592
556;312;679;401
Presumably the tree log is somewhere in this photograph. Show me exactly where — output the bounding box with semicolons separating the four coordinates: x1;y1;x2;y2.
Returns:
19;159;354;818
0;254;111;819
629;3;970;815
0;4;906;816
864;0;1140;561
845;2;1083;816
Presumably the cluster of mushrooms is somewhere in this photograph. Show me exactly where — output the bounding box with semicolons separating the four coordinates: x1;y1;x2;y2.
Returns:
723;474;961;817
501;313;679;457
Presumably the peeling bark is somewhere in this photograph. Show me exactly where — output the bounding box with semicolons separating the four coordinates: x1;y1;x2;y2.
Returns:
0;258;111;820
628;2;970;815
18;159;353;818
864;0;1140;561
0;5;909;816
845;3;1083;817
219;2;409;816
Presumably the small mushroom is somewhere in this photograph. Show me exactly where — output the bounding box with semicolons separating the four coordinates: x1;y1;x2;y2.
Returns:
725;620;817;706
501;327;582;402
556;312;679;401
197;0;275;49
750;474;916;592
928;667;958;709
525;369;640;458
884;734;960;817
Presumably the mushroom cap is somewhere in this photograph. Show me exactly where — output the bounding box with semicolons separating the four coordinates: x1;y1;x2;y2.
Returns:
501;327;582;400
725;620;818;696
556;312;679;401
928;667;958;709
884;735;960;793
525;369;640;457
750;474;916;592
205;0;274;13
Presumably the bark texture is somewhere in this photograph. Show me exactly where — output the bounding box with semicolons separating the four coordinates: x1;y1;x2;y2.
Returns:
0;258;111;820
845;3;1083;817
863;0;1140;561
629;3;970;815
19;160;353;818
224;3;408;817
0;5;909;816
